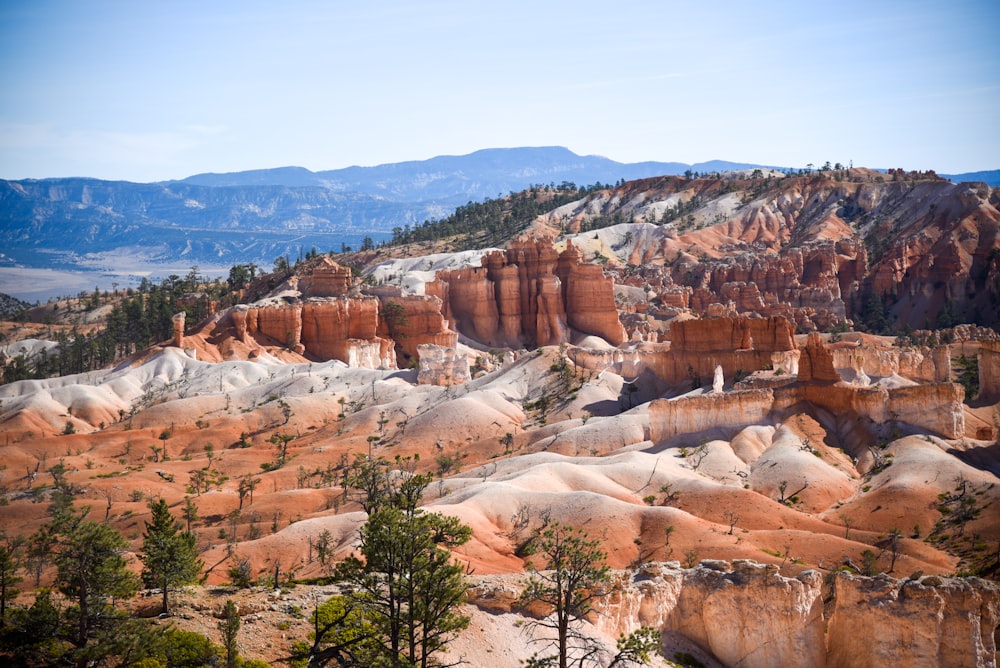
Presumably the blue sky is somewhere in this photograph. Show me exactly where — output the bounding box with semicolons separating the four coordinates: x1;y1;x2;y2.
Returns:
1;0;998;182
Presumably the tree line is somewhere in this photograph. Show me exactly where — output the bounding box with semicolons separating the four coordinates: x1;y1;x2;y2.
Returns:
388;182;612;249
0;267;257;384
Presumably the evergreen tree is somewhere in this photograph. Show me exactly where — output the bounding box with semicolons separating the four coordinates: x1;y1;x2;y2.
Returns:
0;533;23;627
140;499;204;615
221;599;240;668
52;510;141;664
518;524;658;668
299;459;471;668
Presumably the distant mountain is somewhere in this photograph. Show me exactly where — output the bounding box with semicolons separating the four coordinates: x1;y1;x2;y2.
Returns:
2;147;992;280
0;148;770;273
941;170;1000;187
177;147;767;202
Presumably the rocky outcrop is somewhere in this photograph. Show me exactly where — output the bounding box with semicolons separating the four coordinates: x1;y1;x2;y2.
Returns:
417;344;470;386
376;294;458;365
556;241;628;344
979;340;1000;402
300;299;394;367
473;562;1000;668
798;333;839;383
668;315;796;353
297;256;355;297
171;312;185;348
427;239;624;348
649;390;775;443
797;382;966;439
650;378;964;443
826;572;1000;668
832;344;951;383
689;240;867;331
570;316;798;390
866;181;1000;330
230;297;395;368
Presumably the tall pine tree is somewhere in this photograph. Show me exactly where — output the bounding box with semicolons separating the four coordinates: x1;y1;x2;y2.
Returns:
140;499;203;615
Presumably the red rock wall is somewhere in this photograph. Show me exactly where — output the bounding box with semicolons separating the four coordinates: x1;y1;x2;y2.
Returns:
826;573;1000;668
797;333;840;383
799;382;965;439
297;257;354;297
246;303;304;352
233;297;396;368
427;267;503;345
428;239;624;348
669;316;797;353
377;295;459;363
300;299;381;362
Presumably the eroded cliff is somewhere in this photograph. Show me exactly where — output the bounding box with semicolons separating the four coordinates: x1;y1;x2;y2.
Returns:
427;239;625;348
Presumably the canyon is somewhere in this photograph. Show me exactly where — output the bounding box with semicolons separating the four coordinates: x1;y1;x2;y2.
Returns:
1;169;998;667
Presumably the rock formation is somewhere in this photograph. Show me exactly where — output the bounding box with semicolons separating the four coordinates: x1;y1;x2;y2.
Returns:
230;297;396;368
797;332;840;383
603;317;970;441
979;340;1000;402
650;390;775;443
417;344;470;386
570;316;798;391
473;561;1000;668
832;344;951;383
712;365;724;393
826;572;1000;668
296;256;355;297
427;239;625;348
376;294;459;365
171;312;185;348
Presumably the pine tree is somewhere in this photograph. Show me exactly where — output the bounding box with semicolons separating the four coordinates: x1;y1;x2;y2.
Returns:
0;533;23;626
518;523;659;668
140;499;203;615
221;599;240;668
54;513;141;663
301;459;472;668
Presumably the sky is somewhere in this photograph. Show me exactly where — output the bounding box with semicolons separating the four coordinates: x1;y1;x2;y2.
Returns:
1;0;998;182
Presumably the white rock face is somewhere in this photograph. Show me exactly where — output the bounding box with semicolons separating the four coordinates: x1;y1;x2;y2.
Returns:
469;562;1000;668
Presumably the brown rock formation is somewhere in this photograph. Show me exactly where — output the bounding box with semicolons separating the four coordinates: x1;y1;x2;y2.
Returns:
649;390;775;443
377;294;458;365
230;297;395;368
297;256;355;297
590;562;1000;668
427;239;624;348
426;267;500;345
832;345;951;383
571;316;798;390
798;333;839;383
556;241;627;344
669;315;797;353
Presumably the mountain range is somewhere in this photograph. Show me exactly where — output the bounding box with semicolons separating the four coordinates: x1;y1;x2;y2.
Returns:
0;146;996;282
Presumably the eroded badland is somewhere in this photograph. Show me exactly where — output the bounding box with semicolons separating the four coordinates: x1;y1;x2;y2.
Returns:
2;169;999;667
